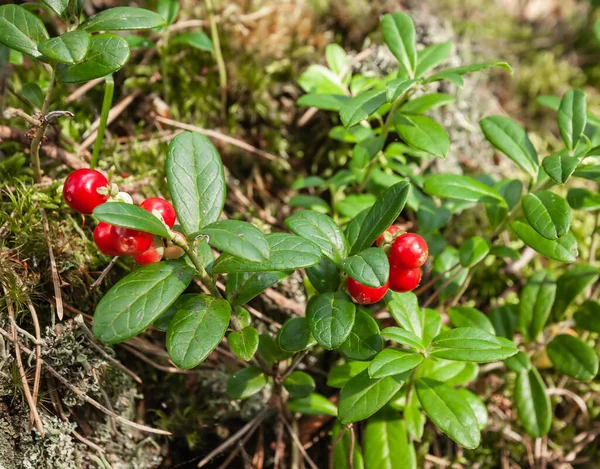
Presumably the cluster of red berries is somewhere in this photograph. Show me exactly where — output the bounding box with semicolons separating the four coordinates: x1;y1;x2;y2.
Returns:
347;226;428;304
63;168;181;265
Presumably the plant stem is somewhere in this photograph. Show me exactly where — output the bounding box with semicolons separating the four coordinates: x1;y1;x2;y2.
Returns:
589;211;599;265
171;233;222;298
91;75;114;169
205;0;228;116
30;67;56;183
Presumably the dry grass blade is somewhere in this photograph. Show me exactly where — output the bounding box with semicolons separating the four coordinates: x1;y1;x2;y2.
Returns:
40;209;63;320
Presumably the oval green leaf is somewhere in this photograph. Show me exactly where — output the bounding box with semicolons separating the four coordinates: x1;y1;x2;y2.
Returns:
380;327;424;351
0;5;49;59
515;367;551;438
288;393;338;416
393;114;450;158
283;371;316;398
368;348;424;379
285;210;347;263
167;294;231;369
278;317;317;352
381;12;417;76
567;188;600;211
364;410;416;469
338;248;389;288
558;89;587;150
226;271;289;307
552;265;600;319
80;7;166;32
387;291;424;339
306;292;356;350
340;89;387;128
510;221;578;262
39;30;89;64
574;301;600;333
200;220;269;262
542;151;579;184
227;366;267;400
93;202;170;238
228;326;259;361
447;306;495;334
423;174;504;204
430;327;517;362
339;309;383;361
547;334;598;381
93;261;194;343
306;257;341;293
166;132;226;235
459;236;490;267
519;270;556;343
522;191;571;240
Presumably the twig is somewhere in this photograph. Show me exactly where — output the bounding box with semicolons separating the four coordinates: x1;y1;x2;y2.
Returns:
282;417;319;469
546;387;588;420
40;209;63;320
414;262;461;296
90;256;119;289
120;343;195;374
280;350;310;381
589;212;599;265
74;315;142;384
197;407;273;467
65;77;104;103
30;67;56;182
448;269;474;307
3;290;45;437
347;425;355;469
422;267;464;308
217;413;264;469
0;327;171;436
155;116;286;166
3;107;41;126
25;298;42;425
205;0;228;115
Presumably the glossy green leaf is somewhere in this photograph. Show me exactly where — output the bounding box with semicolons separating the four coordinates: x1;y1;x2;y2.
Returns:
0;5;49;59
430;327;517;362
339;309;383;361
415;41;452;77
93;261;194;343
166;294;231;369
574;301;600;333
385;78;416;103
327;361;370;388
522;191;571;240
515;368;551;438
338;370;407;424
459;236;490;267
56;33;130;83
258;333;291;366
200;220;269;262
417;359;478;387
393;114;450;158
171;31;213;52
43;0;69;17
166;132;226;235
488;304;518;339
510;221;578;262
283;371;315;398
352;136;385;170
350;181;410;255
22;82;44;109
226;271;288;307
227;326;259;361
227;366;267;400
340;90;387;127
423;174;504;204
339;248;389;288
504;351;531;373
325;43;348;76
289;194;330;213
480;116;538;178
278;317;317;352
364;410;416;469
567;188;600;211
519;271;556;342
542;151;579;184
425;70;464;87
422;308;443;345
401;93;455;113
551;266;600;319
381;12;417;76
157;0;179;24
305;257;340;293
93;202;170;238
213;233;321;273
298;64;346;95
285;210;347;263
489;245;520;260
153;293;194;332
297;93;349;111
368;348;423;379
380;327;424;351
558;89;586;150
306;292;355;350
405;394;425;440
547;334;598;381
573;164;600;181
448;306;495;334
288;393;337;416
537;95;600;127
387;292;423;339
81;7;166;32
415;378;480;449
431;61;512;78
39;30;89;64
457;389;488;430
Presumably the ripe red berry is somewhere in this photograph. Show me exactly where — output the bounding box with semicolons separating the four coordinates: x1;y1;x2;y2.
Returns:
389;233;428;269
347;277;389;304
112;227;153;256
134;238;164;265
93;222;120;256
376;225;401;246
389;265;422;292
63;169;110;214
140;197;177;228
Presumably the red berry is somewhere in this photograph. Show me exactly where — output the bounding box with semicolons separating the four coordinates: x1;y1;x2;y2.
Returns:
376;225;401;246
112;227;153;256
140;197;177;228
389;233;428;269
134;238;164;265
389;265;422;292
347;277;389;304
63;169;110;214
93;222;120;256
